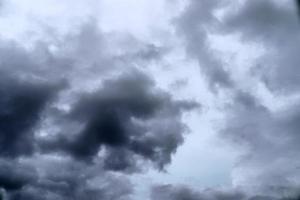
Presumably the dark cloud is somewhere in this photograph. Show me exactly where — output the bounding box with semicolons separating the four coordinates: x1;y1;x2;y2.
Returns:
43;70;199;171
0;160;37;191
0;71;64;158
296;0;300;18
0;157;133;200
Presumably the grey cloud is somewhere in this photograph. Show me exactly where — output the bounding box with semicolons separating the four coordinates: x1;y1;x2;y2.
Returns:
151;185;246;200
176;0;300;198
151;184;300;200
223;0;300;93
175;0;233;91
176;0;300;93
0;17;198;199
0;158;133;200
224;0;299;43
219;91;300;197
208;0;300;194
0;21;164;87
0;160;37;191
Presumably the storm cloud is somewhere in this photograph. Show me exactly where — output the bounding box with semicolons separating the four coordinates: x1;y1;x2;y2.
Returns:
42;70;199;171
0;70;64;158
0;6;199;198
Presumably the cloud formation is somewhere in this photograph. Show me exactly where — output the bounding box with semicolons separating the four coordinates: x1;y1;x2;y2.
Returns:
0;72;63;157
175;0;233;90
0;157;133;200
2;0;300;199
0;13;198;199
170;0;300;199
42;70;198;171
223;0;300;93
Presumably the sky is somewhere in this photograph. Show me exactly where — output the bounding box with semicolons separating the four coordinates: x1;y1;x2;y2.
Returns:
0;0;300;199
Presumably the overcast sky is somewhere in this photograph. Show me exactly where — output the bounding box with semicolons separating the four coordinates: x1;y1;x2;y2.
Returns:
1;0;300;199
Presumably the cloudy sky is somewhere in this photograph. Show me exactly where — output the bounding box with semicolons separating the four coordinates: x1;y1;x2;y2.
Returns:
1;0;300;199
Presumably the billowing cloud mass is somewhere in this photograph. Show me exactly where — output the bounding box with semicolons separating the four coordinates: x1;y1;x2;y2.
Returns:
42;70;198;171
0;4;198;198
1;0;300;199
